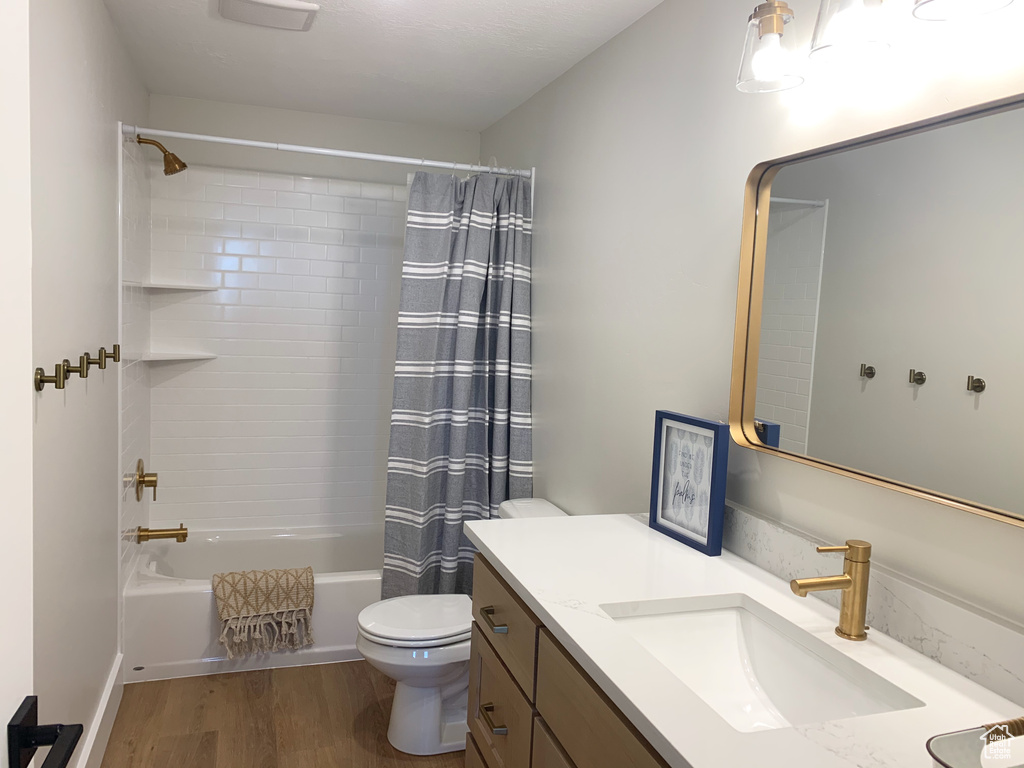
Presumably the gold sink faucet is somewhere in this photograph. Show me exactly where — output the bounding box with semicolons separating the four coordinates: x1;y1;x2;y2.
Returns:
791;540;871;641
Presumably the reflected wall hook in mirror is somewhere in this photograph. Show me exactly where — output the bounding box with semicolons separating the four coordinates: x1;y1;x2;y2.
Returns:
967;375;986;393
859;364;876;379
909;369;927;386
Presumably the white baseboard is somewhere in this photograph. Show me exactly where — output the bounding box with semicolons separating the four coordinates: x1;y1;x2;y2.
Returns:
74;653;124;768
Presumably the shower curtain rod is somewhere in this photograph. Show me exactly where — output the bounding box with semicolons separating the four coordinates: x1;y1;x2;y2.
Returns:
769;196;826;208
121;124;535;180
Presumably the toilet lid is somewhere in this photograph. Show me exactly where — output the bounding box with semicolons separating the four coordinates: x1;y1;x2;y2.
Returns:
357;594;472;644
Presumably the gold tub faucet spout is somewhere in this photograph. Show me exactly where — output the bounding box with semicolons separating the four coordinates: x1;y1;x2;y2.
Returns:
137;525;188;543
791;540;871;641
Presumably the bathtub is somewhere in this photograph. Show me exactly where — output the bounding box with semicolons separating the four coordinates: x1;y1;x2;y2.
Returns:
124;524;383;682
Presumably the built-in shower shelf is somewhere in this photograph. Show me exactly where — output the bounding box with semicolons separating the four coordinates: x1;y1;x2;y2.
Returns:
129;280;219;291
141;351;217;362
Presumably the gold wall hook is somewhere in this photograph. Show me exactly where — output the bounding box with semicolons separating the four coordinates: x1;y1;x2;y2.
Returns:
967;375;986;393
135;458;158;501
88;345;120;370
137;525;187;543
34;362;68;391
63;355;89;379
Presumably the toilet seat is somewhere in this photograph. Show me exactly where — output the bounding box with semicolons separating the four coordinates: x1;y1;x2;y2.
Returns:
358;627;472;648
358;594;472;648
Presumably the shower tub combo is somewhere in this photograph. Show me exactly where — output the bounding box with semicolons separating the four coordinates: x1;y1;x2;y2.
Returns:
124;524;383;682
119;123;535;685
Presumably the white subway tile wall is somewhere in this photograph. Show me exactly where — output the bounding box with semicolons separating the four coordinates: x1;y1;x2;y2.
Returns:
754;204;827;454
120;139;151;590
147;165;407;530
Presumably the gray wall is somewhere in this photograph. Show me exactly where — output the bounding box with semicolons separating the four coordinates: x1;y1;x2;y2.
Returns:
148;95;482;186
480;0;1024;625
30;0;148;746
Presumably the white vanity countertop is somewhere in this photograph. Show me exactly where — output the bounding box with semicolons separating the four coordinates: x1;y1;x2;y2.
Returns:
464;514;1021;768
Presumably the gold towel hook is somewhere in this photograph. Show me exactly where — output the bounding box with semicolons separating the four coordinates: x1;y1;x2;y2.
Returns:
34;362;68;391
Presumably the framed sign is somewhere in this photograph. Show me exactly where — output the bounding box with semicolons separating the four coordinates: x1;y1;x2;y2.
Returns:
649;410;729;556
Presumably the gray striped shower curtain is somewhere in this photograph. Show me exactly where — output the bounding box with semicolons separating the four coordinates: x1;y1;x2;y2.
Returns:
381;172;533;598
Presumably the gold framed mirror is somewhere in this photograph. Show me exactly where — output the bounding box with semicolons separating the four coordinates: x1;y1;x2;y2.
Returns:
729;93;1024;529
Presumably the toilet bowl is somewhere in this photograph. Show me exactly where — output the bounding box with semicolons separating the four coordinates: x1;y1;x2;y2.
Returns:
357;594;473;755
358;497;566;755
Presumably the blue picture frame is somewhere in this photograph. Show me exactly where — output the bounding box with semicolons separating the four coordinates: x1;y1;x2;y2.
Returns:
648;410;729;557
754;419;781;448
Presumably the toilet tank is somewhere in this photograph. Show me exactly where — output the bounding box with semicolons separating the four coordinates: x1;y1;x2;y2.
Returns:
495;498;566;519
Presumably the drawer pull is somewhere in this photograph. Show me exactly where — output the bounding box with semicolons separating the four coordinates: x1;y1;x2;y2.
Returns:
481;606;509;634
480;703;508;736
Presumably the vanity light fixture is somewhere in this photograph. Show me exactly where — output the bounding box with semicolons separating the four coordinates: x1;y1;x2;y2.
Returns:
912;0;1014;20
809;0;890;65
736;1;805;93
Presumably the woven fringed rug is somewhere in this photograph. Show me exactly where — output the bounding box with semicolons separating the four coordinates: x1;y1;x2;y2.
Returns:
212;567;315;659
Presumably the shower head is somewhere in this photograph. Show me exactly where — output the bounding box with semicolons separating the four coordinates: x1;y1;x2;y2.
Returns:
162;151;188;176
136;136;188;176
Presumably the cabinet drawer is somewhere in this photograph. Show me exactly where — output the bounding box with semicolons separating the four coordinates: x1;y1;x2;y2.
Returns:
465;734;487;768
468;625;535;768
532;717;576;768
472;554;541;699
536;630;668;768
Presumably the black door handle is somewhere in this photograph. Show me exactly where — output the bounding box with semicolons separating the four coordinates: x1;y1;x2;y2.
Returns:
8;696;83;768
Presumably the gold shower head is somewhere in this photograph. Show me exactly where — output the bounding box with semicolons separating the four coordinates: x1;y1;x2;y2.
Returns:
136;136;188;176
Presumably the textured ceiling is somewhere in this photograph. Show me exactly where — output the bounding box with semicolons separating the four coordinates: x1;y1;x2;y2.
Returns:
103;0;664;131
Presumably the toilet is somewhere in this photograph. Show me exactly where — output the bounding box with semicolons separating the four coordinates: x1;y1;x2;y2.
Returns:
357;498;566;755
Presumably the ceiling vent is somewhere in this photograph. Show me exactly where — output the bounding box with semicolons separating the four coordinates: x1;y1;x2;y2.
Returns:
218;0;320;31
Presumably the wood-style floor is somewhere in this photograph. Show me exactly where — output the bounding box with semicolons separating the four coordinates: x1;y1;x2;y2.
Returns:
101;661;465;768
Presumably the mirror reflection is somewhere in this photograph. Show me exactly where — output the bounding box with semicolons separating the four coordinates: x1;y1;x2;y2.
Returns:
752;104;1024;518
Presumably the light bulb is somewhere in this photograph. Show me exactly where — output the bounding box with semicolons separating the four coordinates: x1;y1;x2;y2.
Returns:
751;33;786;81
810;0;890;67
736;1;804;93
824;7;859;44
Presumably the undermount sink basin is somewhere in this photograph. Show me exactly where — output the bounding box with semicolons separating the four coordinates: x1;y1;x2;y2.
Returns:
600;593;923;733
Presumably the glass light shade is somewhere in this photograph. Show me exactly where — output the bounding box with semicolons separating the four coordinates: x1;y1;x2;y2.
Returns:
809;0;889;65
736;5;805;93
912;0;1014;19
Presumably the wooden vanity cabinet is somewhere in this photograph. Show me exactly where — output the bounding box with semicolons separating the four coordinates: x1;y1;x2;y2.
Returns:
468;624;535;768
535;630;665;768
466;554;668;768
471;554;541;697
466;734;489;768
531;718;576;768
